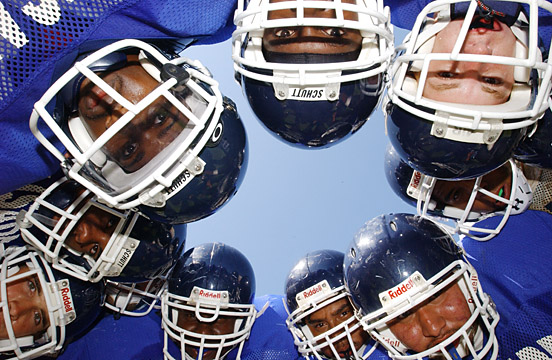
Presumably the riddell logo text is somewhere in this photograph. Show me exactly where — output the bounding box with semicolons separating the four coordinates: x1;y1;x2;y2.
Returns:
61;287;74;313
198;290;221;299
388;279;415;299
411;171;422;189
303;285;323;299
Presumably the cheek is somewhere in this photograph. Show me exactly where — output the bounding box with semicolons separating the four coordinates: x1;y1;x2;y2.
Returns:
350;325;369;345
442;297;472;325
388;320;424;348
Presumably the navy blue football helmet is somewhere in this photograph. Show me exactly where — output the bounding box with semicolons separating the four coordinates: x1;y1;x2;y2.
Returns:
18;177;187;283
514;108;552;169
161;242;257;360
0;245;104;359
384;143;532;240
343;213;499;359
384;0;552;179
30;39;248;224
232;0;393;148
285;249;375;360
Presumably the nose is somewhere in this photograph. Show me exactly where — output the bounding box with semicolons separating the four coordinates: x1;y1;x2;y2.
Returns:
298;26;320;37
461;31;493;56
416;305;446;338
8;299;29;320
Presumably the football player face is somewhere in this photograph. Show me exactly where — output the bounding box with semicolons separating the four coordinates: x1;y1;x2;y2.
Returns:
78;55;190;173
386;283;471;353
0;265;50;340
305;297;369;359
263;0;362;58
63;204;119;260
431;162;512;213
177;310;236;360
422;18;517;105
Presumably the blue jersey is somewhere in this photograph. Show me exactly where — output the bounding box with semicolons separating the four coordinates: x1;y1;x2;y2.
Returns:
461;210;552;360
54;294;300;360
386;0;552;53
0;0;237;195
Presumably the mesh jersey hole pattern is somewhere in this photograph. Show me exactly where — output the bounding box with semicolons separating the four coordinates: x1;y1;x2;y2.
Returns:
499;295;552;359
0;0;124;103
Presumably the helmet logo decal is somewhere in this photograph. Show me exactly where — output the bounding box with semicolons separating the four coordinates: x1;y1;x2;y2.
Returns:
105;238;140;277
379;271;427;307
296;279;332;308
407;170;425;199
288;87;325;101
57;279;77;325
190;286;230;306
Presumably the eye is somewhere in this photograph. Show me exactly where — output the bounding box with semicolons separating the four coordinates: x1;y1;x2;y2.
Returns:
122;142;137;159
273;28;296;38
322;28;345;37
89;244;100;258
154;109;169;125
437;71;456;79
28;279;37;294
452;190;461;202
482;77;502;85
339;309;350;318
314;321;327;329
106;217;116;229
33;311;42;326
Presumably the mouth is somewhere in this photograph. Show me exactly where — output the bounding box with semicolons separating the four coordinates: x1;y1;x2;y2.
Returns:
469;15;504;32
79;75;119;120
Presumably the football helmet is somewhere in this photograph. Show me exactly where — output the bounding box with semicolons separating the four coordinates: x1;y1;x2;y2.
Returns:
29;39;248;223
232;0;393;148
161;243;257;360
285;249;376;360
104;276;167;318
18;177;187;283
0;245;104;359
384;143;533;240
343;213;499;360
384;0;552;179
514;108;552;168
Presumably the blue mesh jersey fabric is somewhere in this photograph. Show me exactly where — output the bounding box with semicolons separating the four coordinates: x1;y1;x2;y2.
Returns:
462;210;552;360
0;0;237;195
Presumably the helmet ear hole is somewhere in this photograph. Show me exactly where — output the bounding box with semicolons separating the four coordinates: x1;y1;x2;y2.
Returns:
389;221;398;232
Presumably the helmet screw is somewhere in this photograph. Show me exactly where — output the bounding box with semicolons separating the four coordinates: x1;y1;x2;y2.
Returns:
130;243;136;249
193;289;199;294
195;164;202;172
278;90;286;98
487;136;495;143
222;293;227;298
328;91;337;99
435;128;444;136
62;280;68;287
